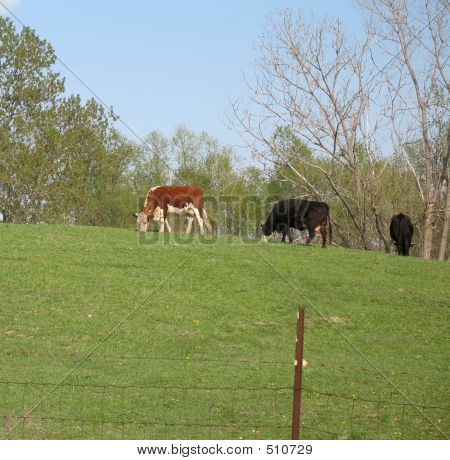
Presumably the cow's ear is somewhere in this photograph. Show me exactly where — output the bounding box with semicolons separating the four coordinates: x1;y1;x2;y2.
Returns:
132;213;138;218
410;242;415;246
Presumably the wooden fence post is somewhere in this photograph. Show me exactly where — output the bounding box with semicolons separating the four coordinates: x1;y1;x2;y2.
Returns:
292;308;305;440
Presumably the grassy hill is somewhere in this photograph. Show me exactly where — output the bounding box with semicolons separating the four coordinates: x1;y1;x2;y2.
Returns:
1;224;449;439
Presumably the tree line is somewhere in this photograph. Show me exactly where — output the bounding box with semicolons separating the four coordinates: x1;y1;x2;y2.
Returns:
1;1;448;260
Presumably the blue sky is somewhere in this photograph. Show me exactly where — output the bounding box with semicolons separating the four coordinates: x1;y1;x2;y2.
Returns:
2;0;363;162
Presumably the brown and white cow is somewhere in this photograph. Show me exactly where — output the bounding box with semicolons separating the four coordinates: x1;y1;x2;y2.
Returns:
133;185;212;234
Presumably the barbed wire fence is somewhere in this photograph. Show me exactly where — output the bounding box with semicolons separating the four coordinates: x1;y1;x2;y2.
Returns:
1;311;449;440
1;368;448;439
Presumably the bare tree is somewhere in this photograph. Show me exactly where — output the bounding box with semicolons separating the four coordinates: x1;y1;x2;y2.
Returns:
358;0;450;259
231;10;390;249
438;121;450;261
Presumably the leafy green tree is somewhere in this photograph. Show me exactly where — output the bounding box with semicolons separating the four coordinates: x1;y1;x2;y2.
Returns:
0;18;137;226
172;125;203;185
0;17;64;222
131;131;170;195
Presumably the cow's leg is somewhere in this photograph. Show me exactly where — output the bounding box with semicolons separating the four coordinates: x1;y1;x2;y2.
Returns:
281;225;291;243
393;241;400;255
159;219;165;232
165;219;172;233
305;227;315;245
159;207;168;233
288;228;293;243
193;207;204;235
185;216;194;234
320;223;327;248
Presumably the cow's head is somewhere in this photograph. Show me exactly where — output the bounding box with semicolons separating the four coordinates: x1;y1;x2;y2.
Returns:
260;223;274;242
133;212;149;232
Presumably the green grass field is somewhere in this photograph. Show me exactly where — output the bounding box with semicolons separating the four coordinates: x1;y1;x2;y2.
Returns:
1;223;449;440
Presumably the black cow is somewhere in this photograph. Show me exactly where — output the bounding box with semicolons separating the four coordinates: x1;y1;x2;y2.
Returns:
390;213;414;256
261;199;332;247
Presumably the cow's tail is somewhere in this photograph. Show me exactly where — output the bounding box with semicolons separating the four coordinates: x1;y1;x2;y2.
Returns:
327;206;332;245
202;208;213;232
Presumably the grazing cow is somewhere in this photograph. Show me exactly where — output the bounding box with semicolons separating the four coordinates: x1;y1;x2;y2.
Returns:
261;199;332;247
390;213;414;256
133;185;212;234
141;186;194;233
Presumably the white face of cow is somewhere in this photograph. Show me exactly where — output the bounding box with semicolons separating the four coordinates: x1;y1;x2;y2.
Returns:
261;234;274;243
134;212;148;232
260;223;274;242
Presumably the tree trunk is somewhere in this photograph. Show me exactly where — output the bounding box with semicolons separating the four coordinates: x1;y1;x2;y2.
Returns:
373;209;390;252
422;200;434;259
438;176;450;261
438;124;450;261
